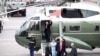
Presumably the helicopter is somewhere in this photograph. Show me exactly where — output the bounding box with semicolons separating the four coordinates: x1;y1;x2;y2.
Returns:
15;2;100;51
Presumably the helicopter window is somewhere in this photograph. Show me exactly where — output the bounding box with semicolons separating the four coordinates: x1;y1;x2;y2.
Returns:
61;8;99;18
70;26;80;31
61;8;83;18
30;21;39;31
63;26;66;32
94;25;99;31
30;17;40;20
81;10;99;18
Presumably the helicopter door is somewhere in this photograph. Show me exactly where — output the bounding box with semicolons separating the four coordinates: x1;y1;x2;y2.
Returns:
41;20;59;40
41;20;50;40
41;20;55;40
28;20;41;49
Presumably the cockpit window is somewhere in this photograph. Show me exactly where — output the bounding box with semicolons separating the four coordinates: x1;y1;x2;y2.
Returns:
20;21;27;28
30;21;39;31
61;8;99;18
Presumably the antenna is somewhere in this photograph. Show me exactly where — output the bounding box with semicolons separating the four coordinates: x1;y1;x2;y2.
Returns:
59;21;63;37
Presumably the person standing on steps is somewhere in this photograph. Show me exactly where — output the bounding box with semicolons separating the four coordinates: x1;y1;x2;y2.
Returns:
44;20;52;42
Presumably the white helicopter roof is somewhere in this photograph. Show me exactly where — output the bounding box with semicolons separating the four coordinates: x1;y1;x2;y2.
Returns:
46;2;100;12
71;2;100;12
28;2;100;21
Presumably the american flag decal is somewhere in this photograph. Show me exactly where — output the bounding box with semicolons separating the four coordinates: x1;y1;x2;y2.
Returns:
49;10;60;16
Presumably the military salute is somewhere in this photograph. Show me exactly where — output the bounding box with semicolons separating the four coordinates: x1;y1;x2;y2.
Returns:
27;36;36;56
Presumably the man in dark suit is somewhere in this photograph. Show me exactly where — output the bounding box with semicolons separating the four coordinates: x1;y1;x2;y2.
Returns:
44;21;52;42
56;37;66;56
45;43;51;56
70;43;77;56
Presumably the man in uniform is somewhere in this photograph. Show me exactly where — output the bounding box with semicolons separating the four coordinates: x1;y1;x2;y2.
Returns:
28;36;36;56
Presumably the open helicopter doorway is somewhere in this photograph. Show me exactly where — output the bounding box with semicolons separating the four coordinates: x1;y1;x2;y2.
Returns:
41;20;52;41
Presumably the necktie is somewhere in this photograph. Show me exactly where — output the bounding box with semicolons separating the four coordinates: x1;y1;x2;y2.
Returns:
46;25;47;29
60;42;62;52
